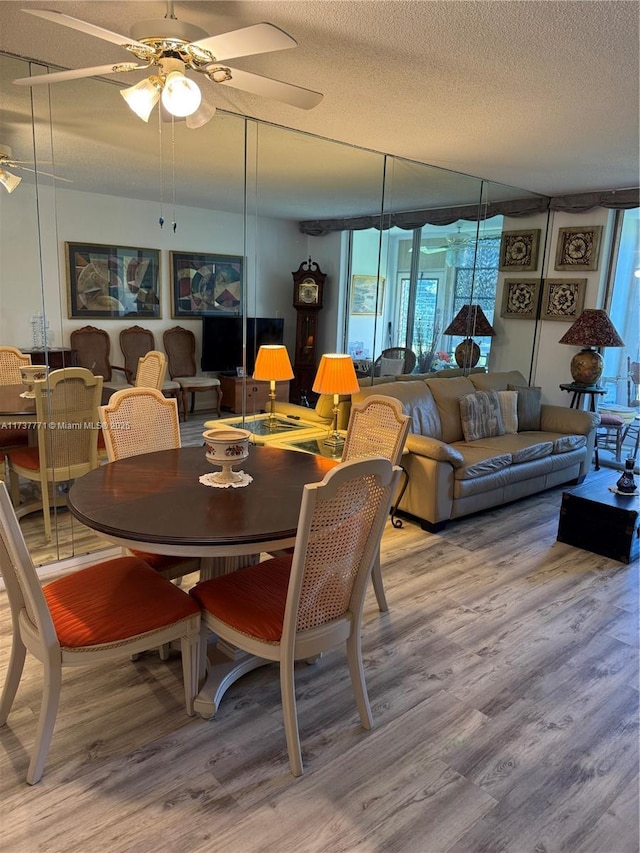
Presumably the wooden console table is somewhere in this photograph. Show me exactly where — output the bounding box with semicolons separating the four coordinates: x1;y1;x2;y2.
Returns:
22;347;78;370
218;375;289;414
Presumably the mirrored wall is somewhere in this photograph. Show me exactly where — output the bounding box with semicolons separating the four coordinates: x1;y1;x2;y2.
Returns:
0;52;550;564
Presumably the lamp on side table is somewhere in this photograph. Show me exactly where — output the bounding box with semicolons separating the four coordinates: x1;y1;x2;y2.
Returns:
312;353;359;449
253;345;294;430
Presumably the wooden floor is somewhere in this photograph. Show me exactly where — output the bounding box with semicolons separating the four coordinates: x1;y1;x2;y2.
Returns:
1;450;638;851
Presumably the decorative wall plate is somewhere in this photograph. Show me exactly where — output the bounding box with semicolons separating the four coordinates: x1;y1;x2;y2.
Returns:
555;226;602;271
498;229;541;271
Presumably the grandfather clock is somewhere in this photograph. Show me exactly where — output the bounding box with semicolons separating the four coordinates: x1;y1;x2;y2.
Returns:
291;258;325;404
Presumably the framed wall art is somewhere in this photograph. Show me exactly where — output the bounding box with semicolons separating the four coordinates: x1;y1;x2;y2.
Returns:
541;278;587;321
498;229;541;272
66;242;160;319
350;275;385;315
171;251;243;317
554;226;602;271
500;279;541;319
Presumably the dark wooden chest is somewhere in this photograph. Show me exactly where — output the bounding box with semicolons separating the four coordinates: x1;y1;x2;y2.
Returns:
557;481;639;564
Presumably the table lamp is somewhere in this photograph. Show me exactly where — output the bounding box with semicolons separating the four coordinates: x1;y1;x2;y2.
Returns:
252;345;294;429
312;353;360;447
443;304;496;368
558;308;624;386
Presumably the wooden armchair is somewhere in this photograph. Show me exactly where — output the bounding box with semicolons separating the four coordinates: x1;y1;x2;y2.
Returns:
70;326;131;391
163;326;221;420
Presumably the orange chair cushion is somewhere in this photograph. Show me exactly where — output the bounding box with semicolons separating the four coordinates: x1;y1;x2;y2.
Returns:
44;556;199;648
0;428;29;448
129;550;191;571
190;556;292;644
8;446;40;470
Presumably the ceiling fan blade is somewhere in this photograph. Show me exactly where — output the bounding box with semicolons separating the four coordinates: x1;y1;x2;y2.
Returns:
208;67;323;110
22;9;149;51
191;23;297;62
14;63;144;86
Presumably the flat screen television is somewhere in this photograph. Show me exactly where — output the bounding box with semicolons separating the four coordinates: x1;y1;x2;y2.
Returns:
201;316;285;374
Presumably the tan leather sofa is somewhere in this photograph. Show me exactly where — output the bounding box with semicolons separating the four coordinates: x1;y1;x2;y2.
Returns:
274;367;485;430
351;370;599;531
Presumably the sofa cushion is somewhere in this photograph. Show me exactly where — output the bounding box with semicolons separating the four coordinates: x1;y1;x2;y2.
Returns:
449;443;512;480
553;434;587;453
470;370;527;392
497;390;519;434
507;383;542;430
426;376;475;443
353;380;442;439
378;356;405;376
459;390;505;441
470;434;554;463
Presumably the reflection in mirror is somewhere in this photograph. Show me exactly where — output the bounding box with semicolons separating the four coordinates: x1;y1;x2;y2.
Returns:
1;48;550;569
343;157;550;384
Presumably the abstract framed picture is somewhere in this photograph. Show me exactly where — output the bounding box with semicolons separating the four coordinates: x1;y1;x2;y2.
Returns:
350;275;385;315
541;278;587;321
498;229;541;272
66;242;160;319
171;251;243;317
500;279;541;319
554;226;602;271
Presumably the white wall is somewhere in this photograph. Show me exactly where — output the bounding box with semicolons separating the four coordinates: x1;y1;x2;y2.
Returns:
531;207;613;406
0;185;309;372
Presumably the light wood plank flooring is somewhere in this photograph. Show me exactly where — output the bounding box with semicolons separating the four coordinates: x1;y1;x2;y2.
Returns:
1;453;638;851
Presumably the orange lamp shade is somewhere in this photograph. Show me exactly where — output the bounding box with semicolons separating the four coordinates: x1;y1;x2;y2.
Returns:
252;345;294;382
312;353;360;396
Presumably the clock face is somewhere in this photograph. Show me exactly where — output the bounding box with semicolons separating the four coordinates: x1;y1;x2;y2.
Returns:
299;280;319;304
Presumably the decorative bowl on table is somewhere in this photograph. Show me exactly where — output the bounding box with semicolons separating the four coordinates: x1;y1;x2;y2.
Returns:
202;428;251;484
20;364;49;398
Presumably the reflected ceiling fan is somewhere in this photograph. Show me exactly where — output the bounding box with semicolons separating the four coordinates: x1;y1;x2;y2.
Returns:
0;144;72;193
13;2;323;127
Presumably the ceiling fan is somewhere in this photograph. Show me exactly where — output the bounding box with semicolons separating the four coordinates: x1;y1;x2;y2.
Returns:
0;144;72;193
13;2;323;127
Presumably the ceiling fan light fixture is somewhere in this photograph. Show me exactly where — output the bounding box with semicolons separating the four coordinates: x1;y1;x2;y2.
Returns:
120;76;162;122
186;100;217;129
161;70;202;117
0;167;21;193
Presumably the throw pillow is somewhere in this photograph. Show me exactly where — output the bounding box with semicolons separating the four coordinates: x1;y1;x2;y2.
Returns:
459;390;505;442
497;390;519;434
379;356;405;376
507;383;542;430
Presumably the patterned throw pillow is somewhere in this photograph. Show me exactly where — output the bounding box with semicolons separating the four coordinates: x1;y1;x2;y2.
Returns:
507;383;542;431
497;390;519;434
459;390;506;442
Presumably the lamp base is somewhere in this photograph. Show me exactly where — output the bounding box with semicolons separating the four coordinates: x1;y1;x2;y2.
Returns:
454;338;480;369
570;348;603;386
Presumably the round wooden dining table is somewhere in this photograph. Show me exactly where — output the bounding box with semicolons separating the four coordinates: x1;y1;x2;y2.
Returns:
67;444;338;717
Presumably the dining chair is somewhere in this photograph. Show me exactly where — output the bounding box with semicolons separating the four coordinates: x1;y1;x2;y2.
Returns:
341;394;411;612
6;367;103;539
98;386;199;582
119;325;181;399
163;326;222;420
70;325;132;392
190;456;401;777
0;480;200;785
0;346;32;474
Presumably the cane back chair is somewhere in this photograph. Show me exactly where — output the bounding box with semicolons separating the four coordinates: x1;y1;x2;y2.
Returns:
190;457;401;777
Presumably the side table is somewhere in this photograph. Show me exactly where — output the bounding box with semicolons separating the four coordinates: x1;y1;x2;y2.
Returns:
559;383;606;412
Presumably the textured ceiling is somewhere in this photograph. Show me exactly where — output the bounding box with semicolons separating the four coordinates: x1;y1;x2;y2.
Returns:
0;0;638;215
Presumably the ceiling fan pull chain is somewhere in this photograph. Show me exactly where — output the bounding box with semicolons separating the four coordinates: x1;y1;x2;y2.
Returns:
171;118;177;233
158;109;164;229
